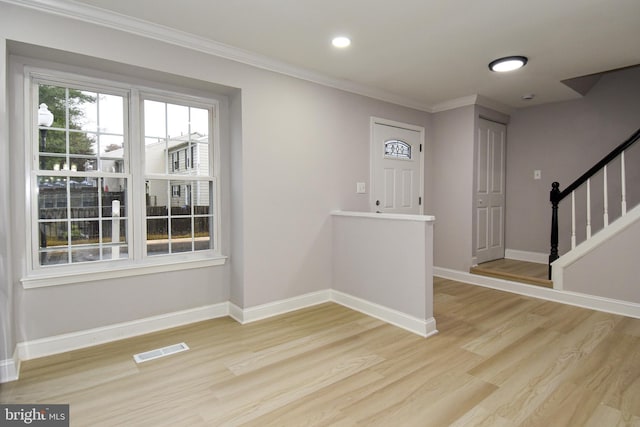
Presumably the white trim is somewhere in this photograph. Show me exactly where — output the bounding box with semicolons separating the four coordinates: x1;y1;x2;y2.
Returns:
228;302;244;324
21;256;227;288
331;290;438;338
232;290;332;324
228;289;438;337
16;302;229;361
0;349;20;383
331;210;435;222
504;249;548;264
552;204;640;290
431;95;479;113
435;267;640;319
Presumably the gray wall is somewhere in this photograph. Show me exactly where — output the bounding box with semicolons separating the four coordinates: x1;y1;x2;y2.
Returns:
507;66;640;255
430;106;475;271
0;3;429;350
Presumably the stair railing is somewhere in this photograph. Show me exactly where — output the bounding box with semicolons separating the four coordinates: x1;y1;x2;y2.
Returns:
549;127;640;279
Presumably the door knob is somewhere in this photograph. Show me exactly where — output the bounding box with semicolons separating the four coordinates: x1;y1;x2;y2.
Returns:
376;200;380;206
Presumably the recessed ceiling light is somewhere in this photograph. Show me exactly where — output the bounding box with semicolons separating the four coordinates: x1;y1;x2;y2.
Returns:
489;56;528;72
332;36;351;48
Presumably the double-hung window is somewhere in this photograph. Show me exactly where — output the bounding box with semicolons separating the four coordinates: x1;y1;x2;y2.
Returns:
142;98;216;256
29;69;221;278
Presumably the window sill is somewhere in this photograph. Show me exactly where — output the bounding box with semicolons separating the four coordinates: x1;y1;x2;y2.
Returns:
21;256;228;289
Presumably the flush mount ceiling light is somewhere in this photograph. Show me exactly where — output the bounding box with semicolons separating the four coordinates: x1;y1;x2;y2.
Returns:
489;56;528;72
332;36;351;48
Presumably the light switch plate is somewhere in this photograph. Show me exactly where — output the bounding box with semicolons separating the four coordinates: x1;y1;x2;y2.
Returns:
534;170;542;180
356;182;366;193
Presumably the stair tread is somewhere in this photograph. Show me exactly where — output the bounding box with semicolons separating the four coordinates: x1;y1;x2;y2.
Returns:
470;258;553;288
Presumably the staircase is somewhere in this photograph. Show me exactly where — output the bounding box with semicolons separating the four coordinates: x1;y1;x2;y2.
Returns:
548;127;640;299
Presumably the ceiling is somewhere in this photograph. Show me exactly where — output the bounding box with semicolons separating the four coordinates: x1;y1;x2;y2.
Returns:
50;0;640;110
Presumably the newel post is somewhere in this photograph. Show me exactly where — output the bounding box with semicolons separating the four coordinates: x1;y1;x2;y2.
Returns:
549;182;561;280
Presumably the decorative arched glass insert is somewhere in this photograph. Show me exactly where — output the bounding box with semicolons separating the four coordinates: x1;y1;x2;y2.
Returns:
384;139;411;159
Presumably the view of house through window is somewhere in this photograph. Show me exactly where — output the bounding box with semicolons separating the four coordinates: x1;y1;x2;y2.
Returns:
33;75;218;269
36;83;128;266
143;99;214;256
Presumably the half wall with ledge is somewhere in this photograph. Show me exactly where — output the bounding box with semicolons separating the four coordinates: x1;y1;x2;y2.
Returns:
331;211;437;337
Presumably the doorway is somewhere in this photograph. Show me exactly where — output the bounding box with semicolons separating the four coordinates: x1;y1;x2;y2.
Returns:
370;118;424;214
474;118;506;264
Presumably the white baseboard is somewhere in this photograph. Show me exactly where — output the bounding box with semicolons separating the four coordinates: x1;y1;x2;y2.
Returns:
331;290;438;338
435;267;640;319
504;249;548;264
0;349;20;383
230;290;332;324
16;302;229;363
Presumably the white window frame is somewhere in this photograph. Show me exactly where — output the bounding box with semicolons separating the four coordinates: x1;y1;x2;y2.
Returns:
22;67;225;289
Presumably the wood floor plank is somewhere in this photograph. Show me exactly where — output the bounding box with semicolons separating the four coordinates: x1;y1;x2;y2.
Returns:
584;404;640;427
468;327;561;386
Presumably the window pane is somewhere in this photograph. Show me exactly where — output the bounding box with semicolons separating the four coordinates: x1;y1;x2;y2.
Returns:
39;129;66;155
167;103;189;138
69;131;97;160
77;91;98;132
99;93;124;134
38;84;66;129
99;135;125;173
194;216;211;251
384;139;412;159
171;217;192;253
102;219;127;244
71;247;100;263
145;139;168;174
69;220;98;245
190;107;208;136
103;185;127;217
144;100;167;139
147;218;169;256
100;134;124;157
146;179;168;216
191;140;209;176
38;176;67;219
70;180;96;208
102;246;129;261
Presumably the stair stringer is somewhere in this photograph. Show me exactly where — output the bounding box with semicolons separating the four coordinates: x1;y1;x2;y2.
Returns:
552;203;640;299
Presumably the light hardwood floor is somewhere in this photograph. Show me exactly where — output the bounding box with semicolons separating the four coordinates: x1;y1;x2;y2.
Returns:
470;258;553;288
1;277;639;426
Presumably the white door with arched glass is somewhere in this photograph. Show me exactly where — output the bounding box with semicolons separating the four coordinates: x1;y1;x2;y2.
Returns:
371;119;424;214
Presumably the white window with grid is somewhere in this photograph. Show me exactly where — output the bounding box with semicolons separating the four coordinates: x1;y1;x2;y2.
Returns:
26;68;223;284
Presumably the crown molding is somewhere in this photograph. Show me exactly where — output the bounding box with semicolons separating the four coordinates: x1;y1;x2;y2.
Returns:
2;0;436;112
430;94;479;113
